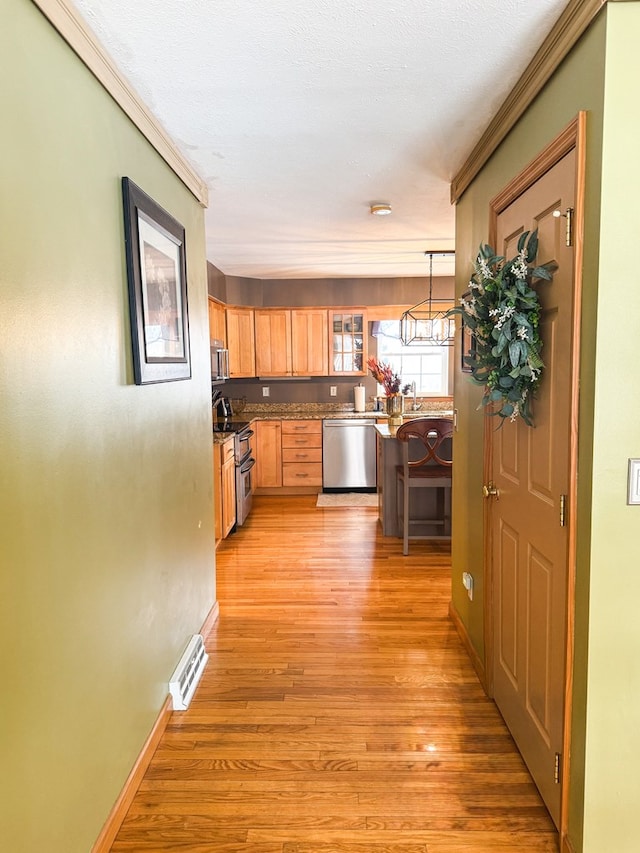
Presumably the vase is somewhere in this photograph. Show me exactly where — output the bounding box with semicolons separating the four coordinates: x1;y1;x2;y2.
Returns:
386;395;404;417
386;395;404;432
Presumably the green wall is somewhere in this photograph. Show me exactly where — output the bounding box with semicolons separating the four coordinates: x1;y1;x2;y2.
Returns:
581;4;640;848
0;3;216;851
451;11;607;851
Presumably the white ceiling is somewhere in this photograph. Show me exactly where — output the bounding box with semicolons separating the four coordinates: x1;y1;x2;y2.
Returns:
73;0;571;279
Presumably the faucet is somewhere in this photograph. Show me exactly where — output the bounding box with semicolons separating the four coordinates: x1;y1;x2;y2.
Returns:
411;381;421;411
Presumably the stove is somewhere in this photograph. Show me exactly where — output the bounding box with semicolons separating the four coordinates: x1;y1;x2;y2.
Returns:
212;420;250;433
213;420;255;526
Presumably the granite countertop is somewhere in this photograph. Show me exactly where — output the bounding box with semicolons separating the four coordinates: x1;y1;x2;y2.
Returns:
374;412;454;439
236;401;454;423
212;401;454;441
212;432;237;446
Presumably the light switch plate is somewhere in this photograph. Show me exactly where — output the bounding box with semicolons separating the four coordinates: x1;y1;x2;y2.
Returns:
628;459;640;505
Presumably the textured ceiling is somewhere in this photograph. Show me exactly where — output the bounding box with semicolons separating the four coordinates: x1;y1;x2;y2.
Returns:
73;0;571;279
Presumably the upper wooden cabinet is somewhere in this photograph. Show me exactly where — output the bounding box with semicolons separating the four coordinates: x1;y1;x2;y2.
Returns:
226;307;255;377
255;308;329;377
291;309;328;376
208;297;226;346
223;304;371;378
329;309;367;375
255;310;293;376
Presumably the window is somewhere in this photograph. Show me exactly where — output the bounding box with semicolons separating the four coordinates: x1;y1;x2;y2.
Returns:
374;320;451;396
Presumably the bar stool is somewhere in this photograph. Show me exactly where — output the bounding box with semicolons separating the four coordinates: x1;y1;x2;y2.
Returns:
395;418;453;555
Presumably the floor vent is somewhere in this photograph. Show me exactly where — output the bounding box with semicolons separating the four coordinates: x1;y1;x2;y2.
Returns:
169;634;208;710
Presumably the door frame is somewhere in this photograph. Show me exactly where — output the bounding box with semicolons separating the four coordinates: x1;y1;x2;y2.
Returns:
482;113;586;847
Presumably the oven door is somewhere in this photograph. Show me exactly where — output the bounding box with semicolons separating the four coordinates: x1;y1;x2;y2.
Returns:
235;428;254;462
235;456;255;526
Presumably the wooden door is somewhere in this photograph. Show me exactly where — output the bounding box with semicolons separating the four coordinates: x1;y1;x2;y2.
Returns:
254;420;283;489
489;151;575;828
221;439;236;537
213;443;222;545
255;310;292;376
208;297;226;345
226;307;256;377
291;309;328;375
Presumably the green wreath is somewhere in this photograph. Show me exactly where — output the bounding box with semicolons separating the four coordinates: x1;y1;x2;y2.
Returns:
447;230;557;426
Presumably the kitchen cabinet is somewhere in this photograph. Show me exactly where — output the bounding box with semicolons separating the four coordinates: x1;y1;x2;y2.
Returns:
254;419;323;493
254;420;282;488
220;436;236;538
255;308;328;377
213;443;222;545
226;307;255;377
329;309;367;375
281;420;323;487
291;309;328;375
208;296;226;345
255;310;292;376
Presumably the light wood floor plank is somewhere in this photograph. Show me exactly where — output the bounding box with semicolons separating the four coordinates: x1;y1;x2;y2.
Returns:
110;496;557;852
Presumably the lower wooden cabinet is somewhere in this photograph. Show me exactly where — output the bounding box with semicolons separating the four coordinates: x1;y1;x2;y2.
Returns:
255;420;282;488
214;436;236;546
213;443;222;545
281;420;323;487
254;419;323;492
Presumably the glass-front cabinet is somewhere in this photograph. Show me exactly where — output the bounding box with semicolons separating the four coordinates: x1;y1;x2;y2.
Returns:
329;310;367;375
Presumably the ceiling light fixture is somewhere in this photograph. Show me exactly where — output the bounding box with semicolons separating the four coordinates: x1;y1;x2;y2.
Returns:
400;251;456;346
370;202;392;216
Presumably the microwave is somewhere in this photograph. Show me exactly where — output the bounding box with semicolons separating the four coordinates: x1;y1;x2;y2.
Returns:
211;339;230;384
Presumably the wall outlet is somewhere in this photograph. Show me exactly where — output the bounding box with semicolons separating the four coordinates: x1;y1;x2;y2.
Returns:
330;386;337;397
462;572;474;601
262;386;270;397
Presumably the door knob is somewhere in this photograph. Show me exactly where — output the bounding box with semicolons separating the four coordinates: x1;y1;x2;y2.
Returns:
482;482;500;499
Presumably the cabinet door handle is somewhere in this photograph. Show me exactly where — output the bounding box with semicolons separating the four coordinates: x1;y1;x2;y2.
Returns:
295;454;308;459
295;473;309;478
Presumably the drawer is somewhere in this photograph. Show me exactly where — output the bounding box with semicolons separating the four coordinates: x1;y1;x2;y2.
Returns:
282;462;323;487
281;420;321;436
220;437;235;464
282;447;322;463
282;433;322;449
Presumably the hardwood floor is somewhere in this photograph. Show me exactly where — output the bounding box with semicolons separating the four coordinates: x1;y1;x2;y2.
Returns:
111;496;558;852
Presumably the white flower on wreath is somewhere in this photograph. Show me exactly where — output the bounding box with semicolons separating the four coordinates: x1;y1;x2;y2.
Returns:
513;249;529;280
493;305;515;330
478;257;492;279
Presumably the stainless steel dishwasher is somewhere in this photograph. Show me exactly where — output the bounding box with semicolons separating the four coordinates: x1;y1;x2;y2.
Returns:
322;419;377;490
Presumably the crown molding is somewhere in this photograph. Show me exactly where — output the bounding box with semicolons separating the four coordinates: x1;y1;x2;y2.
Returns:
451;0;607;204
31;0;209;206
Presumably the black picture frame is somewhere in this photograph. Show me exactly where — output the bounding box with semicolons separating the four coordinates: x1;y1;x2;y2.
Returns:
460;291;476;373
122;177;191;384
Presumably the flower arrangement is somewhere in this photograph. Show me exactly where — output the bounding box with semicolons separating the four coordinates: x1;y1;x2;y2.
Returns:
366;357;410;397
446;230;557;426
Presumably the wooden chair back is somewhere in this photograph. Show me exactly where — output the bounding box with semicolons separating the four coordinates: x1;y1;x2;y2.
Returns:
395;418;453;470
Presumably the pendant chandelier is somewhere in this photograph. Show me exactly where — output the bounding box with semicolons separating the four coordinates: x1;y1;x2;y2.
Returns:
400;251;456;346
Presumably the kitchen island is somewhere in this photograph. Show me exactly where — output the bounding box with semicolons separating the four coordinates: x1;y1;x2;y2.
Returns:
375;416;453;539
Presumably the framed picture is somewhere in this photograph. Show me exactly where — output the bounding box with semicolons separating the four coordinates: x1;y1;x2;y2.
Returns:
460;291;476;373
122;177;191;384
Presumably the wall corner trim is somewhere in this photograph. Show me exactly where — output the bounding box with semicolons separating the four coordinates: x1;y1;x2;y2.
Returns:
451;0;606;204
448;600;487;691
200;600;220;639
30;0;209;207
90;695;173;852
90;600;218;850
